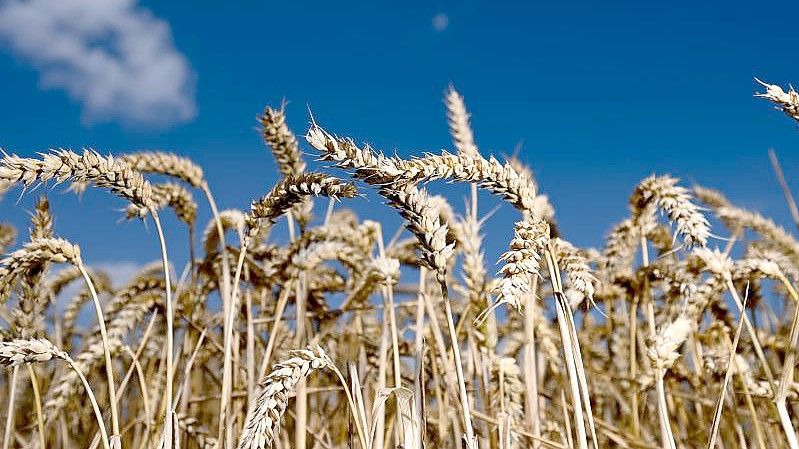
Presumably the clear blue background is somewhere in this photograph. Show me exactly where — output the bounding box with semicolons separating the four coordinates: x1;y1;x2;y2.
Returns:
1;0;799;275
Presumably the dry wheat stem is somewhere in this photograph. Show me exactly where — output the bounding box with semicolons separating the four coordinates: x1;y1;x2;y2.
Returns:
26;363;46;449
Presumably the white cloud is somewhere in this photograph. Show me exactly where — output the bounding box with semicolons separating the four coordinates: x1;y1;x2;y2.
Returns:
0;0;196;127
93;260;146;288
432;13;449;32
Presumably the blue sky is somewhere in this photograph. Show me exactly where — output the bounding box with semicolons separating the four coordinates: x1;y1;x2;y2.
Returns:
1;0;799;277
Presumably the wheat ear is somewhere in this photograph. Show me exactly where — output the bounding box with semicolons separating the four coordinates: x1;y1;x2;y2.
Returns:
238;346;332;449
308;124;552;312
647;315;694;449
0;149;152;208
245;173;357;242
0;238;81;302
16;197;55;336
693;185;731;209
260;104;313;227
630;174;710;247
445;85;480;159
459;209;496;350
487;218;550;315
0;224;16;253
202;209;246;255
716;205;799;262
552;238;597;308
120;151;204;187
260;105;307;178
0;237;121;436
755;78;799;123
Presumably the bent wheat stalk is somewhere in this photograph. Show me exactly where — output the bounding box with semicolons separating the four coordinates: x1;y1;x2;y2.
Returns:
0;338;111;449
220;173;357;445
0;238;121;438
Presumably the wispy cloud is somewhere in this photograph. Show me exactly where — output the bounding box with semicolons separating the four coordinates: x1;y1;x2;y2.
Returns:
0;0;196;128
92;260;145;288
432;13;449;32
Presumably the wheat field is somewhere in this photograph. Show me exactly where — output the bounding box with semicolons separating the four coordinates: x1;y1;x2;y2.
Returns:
0;80;797;449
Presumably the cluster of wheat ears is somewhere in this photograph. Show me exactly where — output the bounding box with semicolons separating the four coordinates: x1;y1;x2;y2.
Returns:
0;79;798;449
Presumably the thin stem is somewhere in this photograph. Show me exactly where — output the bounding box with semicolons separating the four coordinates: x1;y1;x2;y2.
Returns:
629;296;640;437
655;371;676;449
374;303;388;449
2;366;17;449
68;358;112;449
201;181;232;449
294;272;308;449
86;312;159;449
775;272;799;449
706;301;747;449
769;149;799;231
26;364;46;449
124;347;153;434
545;251;588;449
330;366;369;449
200;181;231;305
218;239;249;445
436;270;477;449
412;266;428;443
523;278;542;449
375;223;402;389
641;235;674;449
77;260;120;437
246;288;256;402
723;277;776;386
259;287;293;379
149;210;174;449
